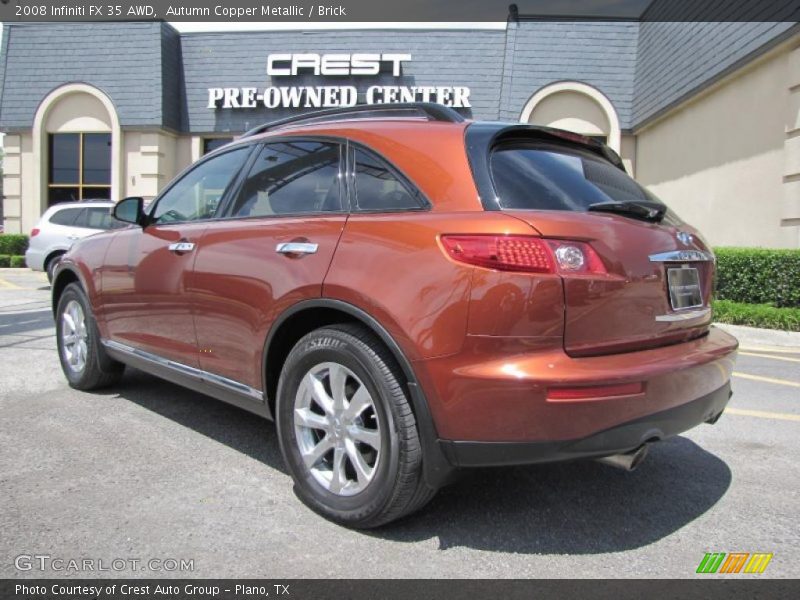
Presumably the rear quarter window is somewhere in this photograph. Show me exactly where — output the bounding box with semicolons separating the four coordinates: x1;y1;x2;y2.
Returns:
353;149;422;211
490;143;660;211
48;208;82;226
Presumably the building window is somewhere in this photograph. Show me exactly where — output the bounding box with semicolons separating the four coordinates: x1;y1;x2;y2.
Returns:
48;133;111;205
203;137;234;155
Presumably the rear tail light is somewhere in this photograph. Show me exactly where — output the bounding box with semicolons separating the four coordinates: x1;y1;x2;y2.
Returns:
440;235;606;275
30;228;40;237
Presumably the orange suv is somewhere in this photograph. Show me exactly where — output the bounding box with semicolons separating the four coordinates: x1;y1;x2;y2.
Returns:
52;103;738;527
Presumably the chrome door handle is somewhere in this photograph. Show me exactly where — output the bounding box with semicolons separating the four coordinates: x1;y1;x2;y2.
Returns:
67;235;79;240
276;242;318;255
168;242;195;253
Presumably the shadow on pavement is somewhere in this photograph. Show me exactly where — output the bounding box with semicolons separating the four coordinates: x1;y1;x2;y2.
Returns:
0;308;54;336
377;436;731;554
112;368;287;475
111;368;731;555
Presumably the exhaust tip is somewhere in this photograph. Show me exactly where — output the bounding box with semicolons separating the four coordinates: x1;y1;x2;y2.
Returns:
595;445;649;472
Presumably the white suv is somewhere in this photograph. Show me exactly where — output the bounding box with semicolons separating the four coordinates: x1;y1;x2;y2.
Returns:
26;201;124;281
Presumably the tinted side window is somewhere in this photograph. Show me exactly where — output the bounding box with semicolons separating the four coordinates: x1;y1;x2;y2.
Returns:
490;143;661;211
48;208;82;226
353;149;421;211
151;146;251;225
229;141;342;218
82;207;119;229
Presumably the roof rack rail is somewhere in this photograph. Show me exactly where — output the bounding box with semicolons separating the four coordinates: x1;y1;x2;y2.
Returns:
241;102;466;137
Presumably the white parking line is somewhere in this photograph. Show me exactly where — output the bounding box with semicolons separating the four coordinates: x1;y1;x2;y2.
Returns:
733;372;800;388
739;345;800;355
739;351;800;363
0;277;23;289
726;408;800;422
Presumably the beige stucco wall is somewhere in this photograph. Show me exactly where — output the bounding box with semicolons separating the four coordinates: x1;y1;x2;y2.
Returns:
620;134;636;176
123;131;180;200
635;39;800;248
45;92;111;133
2;133;35;234
528;90;609;137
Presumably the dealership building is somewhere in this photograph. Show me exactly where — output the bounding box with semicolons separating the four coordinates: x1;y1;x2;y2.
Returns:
1;17;799;247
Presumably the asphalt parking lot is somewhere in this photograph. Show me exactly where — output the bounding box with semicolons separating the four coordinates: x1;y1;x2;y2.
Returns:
1;268;798;579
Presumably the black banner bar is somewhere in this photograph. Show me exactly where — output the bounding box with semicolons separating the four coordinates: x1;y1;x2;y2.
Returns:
1;0;799;22
3;579;800;600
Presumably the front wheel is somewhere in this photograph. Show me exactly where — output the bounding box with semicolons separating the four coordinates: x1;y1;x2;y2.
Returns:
56;283;124;390
276;324;435;528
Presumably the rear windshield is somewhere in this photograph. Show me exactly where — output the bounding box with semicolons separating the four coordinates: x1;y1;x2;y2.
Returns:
490;143;662;211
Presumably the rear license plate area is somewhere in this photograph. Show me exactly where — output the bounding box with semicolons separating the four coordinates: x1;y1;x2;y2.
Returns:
667;266;703;310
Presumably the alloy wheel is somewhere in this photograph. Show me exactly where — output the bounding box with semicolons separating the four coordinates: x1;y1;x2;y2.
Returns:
293;362;382;496
61;299;88;373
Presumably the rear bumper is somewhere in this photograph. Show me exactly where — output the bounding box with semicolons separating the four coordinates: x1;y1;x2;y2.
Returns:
415;326;738;446
439;380;731;467
24;247;45;271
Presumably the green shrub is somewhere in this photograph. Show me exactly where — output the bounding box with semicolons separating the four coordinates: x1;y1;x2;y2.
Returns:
714;247;800;308
9;255;26;268
0;255;10;268
0;234;29;256
713;299;800;332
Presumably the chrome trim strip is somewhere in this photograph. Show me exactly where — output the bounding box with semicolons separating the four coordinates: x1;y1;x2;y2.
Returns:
102;340;263;401
655;307;712;322
649;250;714;263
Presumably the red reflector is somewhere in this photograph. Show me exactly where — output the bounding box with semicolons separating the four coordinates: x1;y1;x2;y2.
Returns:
30;228;40;237
547;382;644;401
440;235;555;273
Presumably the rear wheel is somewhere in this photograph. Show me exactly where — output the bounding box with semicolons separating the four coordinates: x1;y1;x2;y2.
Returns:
56;283;124;390
276;323;435;528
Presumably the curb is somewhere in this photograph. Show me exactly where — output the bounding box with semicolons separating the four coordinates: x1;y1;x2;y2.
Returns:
714;322;800;350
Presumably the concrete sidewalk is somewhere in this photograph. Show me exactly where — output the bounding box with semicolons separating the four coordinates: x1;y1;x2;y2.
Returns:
715;322;800;350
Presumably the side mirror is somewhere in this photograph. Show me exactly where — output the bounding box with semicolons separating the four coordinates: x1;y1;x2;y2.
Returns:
112;197;145;226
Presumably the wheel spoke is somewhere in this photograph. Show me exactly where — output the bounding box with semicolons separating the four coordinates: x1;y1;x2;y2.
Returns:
344;385;371;421
294;407;331;432
62;312;76;333
344;438;374;485
301;435;333;469
329;447;347;494
305;373;334;415
329;363;347;413
78;341;88;365
349;425;380;451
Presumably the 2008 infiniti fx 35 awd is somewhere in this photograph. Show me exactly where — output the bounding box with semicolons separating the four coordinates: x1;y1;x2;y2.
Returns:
52;103;738;528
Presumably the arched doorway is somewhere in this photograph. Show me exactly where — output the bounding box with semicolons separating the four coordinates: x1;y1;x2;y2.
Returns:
32;83;122;212
520;81;622;153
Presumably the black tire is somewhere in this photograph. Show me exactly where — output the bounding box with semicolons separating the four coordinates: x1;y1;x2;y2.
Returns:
55;283;124;390
276;323;435;528
45;253;64;284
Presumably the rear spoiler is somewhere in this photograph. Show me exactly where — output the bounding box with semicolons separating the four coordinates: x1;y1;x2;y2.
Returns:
487;124;625;171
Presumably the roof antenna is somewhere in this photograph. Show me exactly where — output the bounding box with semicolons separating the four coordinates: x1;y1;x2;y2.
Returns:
508;4;520;22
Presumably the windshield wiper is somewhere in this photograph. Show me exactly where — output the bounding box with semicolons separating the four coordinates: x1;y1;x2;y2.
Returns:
588;201;666;222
